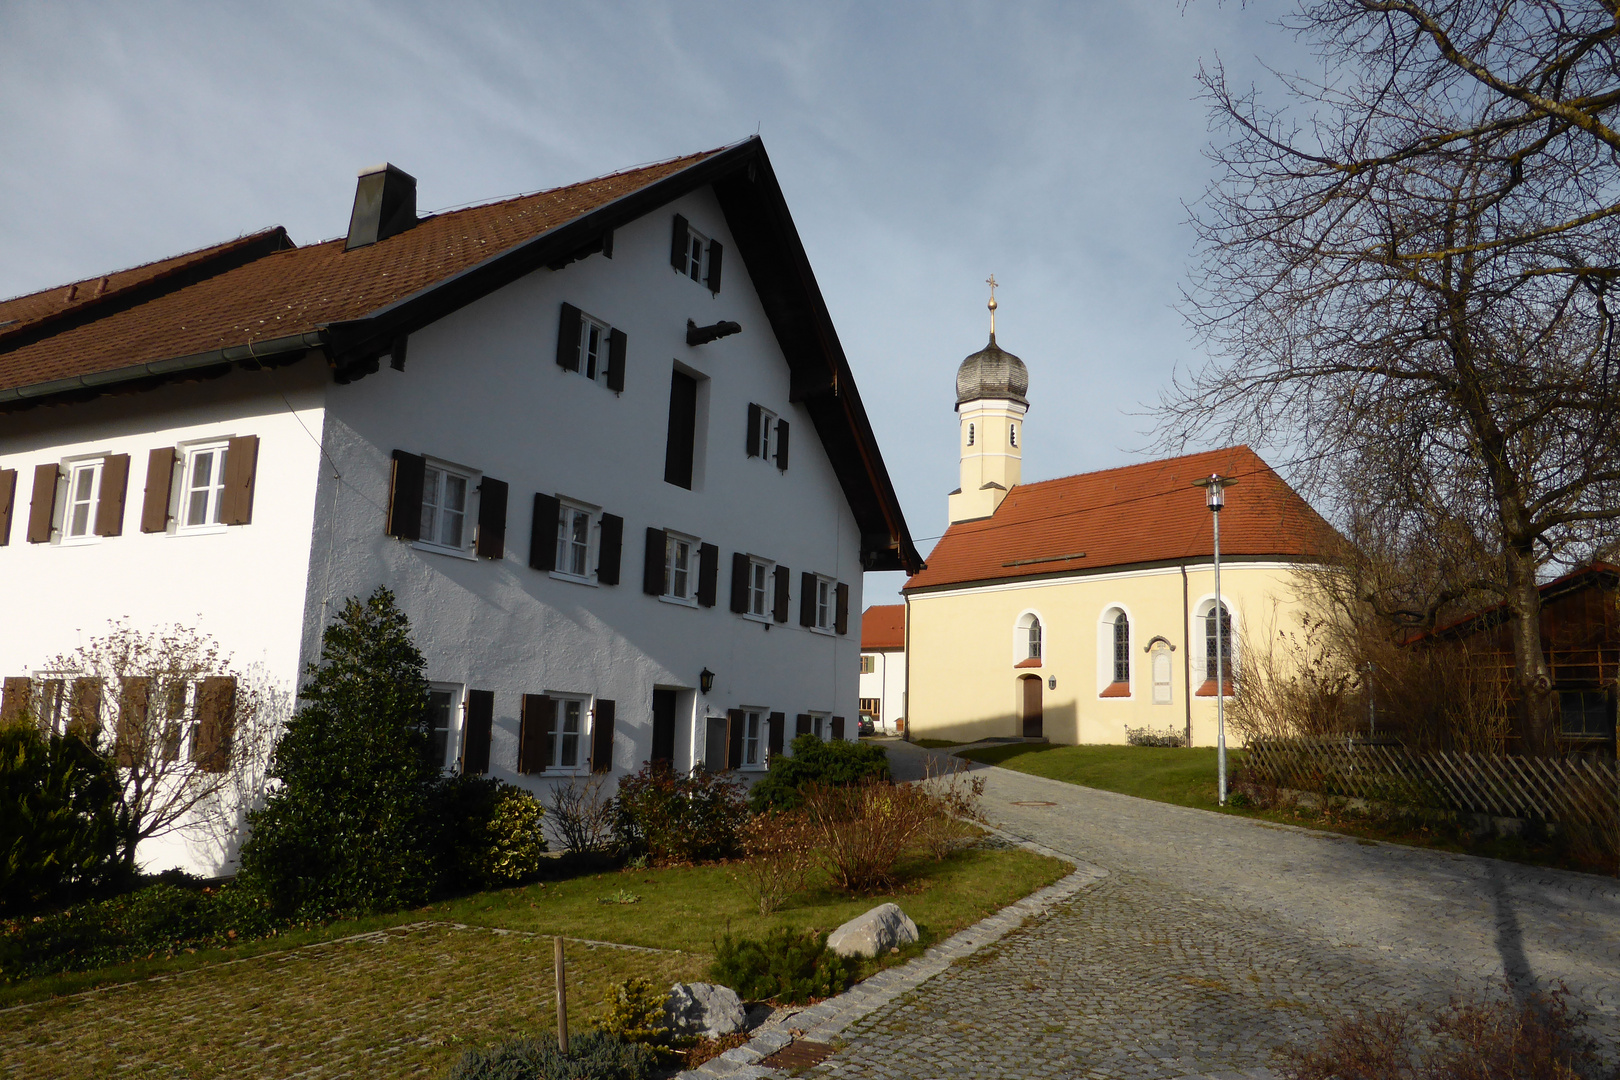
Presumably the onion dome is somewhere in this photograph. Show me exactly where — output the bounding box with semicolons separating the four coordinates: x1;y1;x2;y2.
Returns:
956;333;1028;407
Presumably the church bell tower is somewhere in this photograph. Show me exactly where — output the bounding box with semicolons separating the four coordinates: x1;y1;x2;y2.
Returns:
948;278;1029;523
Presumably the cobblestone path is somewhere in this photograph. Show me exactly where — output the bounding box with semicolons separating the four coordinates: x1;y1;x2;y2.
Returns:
810;743;1620;1080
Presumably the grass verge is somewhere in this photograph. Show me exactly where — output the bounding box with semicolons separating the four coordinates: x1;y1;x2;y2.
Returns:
0;845;1068;1079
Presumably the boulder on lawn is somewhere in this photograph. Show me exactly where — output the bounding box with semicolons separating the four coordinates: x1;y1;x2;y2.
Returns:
826;902;919;958
664;982;747;1039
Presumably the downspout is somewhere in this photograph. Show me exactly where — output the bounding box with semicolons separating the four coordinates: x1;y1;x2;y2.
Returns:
902;592;912;742
1181;563;1193;747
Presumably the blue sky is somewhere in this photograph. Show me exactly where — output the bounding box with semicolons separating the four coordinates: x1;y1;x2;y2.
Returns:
0;1;1308;605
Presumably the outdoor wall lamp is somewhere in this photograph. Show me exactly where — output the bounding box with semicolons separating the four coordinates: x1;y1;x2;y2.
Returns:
700;668;715;694
1048;676;1057;690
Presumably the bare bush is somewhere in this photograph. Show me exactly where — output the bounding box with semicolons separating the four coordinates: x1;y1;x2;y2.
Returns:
733;809;819;914
914;755;986;861
802;779;938;894
545;773;614;856
1285;986;1611;1080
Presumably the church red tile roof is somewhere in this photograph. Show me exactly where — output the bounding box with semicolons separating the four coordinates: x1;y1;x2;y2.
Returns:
861;604;906;650
905;446;1334;592
0;149;721;395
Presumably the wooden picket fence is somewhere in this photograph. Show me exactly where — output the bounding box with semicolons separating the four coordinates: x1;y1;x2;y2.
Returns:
1243;738;1619;827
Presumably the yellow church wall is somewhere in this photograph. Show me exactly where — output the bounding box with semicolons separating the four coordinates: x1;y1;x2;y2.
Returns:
904;561;1315;747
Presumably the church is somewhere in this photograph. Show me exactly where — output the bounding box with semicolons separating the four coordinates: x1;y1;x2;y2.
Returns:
901;295;1334;747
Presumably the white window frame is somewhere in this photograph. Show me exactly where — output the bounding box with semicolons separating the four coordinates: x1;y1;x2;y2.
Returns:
551;498;600;585
740;707;766;769
546;693;591;773
807;712;829;741
745;556;774;621
426;683;462;772
414;459;478;558
756;406;778;463
1096;604;1134;697
176;440;231;534
59;457;104;543
812;574;836;633
1014;610;1043;663
576;312;612;385
684;224;710;282
662;530;699;605
1193;596;1238;690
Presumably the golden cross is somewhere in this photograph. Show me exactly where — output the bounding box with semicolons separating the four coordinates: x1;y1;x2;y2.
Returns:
986;274;999;336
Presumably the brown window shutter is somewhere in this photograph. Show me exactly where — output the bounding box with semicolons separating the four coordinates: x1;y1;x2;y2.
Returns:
697;542;719;607
557;302;583;371
835;582;850;635
767;711;785;758
69;678;103;739
606;328;627;392
800;571;816;626
775;420;789;470
670;214;690;271
590;699;615;773
795;713;812;738
117;676;152;767
461;689;494;775
387;450;426;540
1;677;30;724
726;709;744;770
220;436;259;526
476;476;508;559
831;716;846;741
663;370;698;489
93;454;130;537
518;694;552;774
141;448;176;533
597;513;623;585
0;468;14;546
643;527;667;595
773;565;790;623
27;463;59;543
746;403;761;457
730;552;750;613
529;493;560;571
706;240;723;293
192;676;236;773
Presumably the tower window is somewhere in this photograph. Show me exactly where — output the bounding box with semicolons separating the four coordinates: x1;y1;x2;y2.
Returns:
967;423;975;446
1010;423;1017;447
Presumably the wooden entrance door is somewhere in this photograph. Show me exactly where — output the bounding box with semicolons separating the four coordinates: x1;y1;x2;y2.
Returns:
651;688;677;765
1021;675;1043;738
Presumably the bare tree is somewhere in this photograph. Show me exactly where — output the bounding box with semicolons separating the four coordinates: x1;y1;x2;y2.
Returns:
1169;1;1620;752
43;621;275;870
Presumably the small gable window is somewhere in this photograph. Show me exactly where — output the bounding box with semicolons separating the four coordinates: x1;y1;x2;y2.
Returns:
670;214;724;293
556;303;626;391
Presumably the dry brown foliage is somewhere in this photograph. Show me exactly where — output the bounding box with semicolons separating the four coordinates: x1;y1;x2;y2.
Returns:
1286;987;1614;1080
734;809;819;914
914;755;986;861
545;773;614;856
801;779;938;895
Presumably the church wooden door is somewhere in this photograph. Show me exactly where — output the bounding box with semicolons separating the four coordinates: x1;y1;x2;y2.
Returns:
1021;675;1043;738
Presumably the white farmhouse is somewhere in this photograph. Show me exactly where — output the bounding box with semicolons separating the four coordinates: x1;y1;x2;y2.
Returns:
858;604;906;735
0;138;923;875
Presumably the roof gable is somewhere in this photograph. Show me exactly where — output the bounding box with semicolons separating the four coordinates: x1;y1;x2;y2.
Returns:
905;446;1334;591
861;604;905;649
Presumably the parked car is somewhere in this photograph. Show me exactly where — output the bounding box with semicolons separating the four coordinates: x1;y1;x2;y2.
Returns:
858;716;876;736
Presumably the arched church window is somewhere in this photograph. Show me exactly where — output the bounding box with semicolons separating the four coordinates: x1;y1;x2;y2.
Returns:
1015;613;1043;661
1205;602;1233;681
1112;612;1130;684
1028;616;1042;659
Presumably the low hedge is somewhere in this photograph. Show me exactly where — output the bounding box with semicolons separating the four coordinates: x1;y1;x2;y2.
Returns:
748;734;891;812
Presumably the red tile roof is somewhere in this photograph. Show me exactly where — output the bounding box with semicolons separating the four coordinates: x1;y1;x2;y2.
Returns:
861;604;905;650
905;446;1334;592
0;149;722;395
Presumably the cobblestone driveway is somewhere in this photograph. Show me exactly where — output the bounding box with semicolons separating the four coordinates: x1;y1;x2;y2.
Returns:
811;743;1620;1080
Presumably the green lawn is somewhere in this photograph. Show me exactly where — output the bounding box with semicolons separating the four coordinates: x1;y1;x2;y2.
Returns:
961;743;1241;811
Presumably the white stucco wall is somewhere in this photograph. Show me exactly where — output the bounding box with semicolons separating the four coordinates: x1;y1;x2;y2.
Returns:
304;184;867;797
858;649;906;733
0;365;328;873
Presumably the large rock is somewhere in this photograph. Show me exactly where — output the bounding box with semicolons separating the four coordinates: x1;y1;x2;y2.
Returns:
826;902;919;958
664;982;746;1038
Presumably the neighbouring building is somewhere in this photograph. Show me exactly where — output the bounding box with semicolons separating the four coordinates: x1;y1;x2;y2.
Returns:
902;301;1333;746
858;603;906;734
0;138;922;874
1417;562;1619;757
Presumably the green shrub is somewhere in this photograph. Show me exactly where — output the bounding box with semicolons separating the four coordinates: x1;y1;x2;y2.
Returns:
593;976;692;1063
0;721;129;914
748;735;891;813
0;878;280;981
611;761;747;864
432;775;548;889
444;1029;658;1080
708;926;857;1004
238;588;440;919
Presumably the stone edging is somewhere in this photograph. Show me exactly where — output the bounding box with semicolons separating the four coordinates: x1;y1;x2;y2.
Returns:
675;830;1107;1079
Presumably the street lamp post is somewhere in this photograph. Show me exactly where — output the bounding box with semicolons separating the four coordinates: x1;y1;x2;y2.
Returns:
1193;473;1237;806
